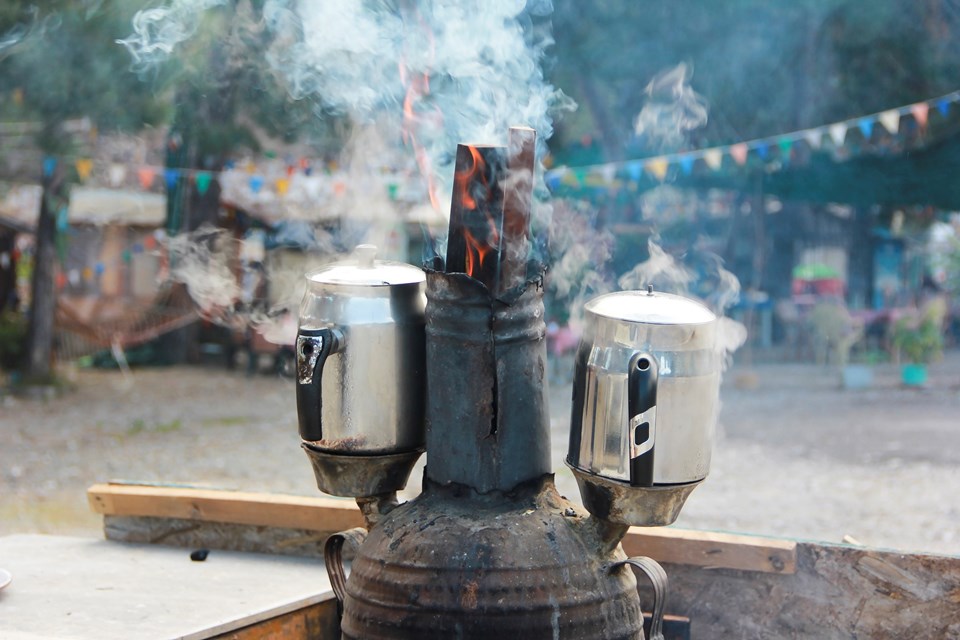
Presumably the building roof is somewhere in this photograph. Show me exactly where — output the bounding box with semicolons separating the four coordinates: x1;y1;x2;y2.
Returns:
0;185;166;231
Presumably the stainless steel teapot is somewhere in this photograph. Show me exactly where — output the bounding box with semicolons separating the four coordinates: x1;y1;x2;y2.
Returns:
567;286;720;526
296;245;427;496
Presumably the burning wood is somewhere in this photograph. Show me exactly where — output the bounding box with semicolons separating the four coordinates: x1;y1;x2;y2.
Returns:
445;144;506;289
445;126;536;294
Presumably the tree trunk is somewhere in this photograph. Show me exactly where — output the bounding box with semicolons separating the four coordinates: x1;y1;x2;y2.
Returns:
24;168;64;382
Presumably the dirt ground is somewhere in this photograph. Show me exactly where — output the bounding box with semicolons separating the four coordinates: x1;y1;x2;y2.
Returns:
2;352;959;556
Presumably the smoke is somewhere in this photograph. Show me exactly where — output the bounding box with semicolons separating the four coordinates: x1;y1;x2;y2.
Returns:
618;239;747;364
0;8;64;62
633;62;708;151
120;0;572;208
115;0;573;331
164;225;240;319
117;0;226;67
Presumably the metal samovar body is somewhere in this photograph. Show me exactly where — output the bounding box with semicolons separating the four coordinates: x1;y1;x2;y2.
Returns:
306;270;667;639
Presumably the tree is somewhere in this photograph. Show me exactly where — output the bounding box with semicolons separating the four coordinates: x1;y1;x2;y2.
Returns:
549;0;960;160
0;0;168;382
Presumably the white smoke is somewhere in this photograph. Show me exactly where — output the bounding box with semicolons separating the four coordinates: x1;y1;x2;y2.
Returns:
633;62;708;151
120;0;573;212
618;239;747;364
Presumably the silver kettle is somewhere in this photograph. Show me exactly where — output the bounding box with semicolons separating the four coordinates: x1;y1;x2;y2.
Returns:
296;245;426;480
567;286;720;526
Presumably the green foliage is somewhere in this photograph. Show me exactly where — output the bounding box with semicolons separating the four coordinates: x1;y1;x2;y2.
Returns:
551;0;960;158
891;299;947;364
808;301;864;366
0;1;168;149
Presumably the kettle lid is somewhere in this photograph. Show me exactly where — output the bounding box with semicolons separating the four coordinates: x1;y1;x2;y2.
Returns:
587;287;716;325
307;245;426;287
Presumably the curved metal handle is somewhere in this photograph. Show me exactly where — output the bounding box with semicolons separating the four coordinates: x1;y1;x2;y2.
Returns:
628;352;658;487
323;527;367;616
611;555;668;640
296;328;342;441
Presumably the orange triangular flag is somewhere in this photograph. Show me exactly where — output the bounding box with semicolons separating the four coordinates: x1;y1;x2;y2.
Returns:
75;159;93;182
137;167;156;189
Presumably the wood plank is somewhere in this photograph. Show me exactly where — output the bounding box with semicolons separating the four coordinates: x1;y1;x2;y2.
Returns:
662;541;960;639
210;599;339;640
622;527;797;575
87;483;364;531
88;483;794;574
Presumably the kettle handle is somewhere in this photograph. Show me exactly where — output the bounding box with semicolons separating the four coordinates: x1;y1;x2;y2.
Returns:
296;327;343;441
324;527;368;616
628;352;658;487
610;555;668;640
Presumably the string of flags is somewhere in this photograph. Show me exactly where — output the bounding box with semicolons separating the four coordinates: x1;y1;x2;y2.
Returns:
545;89;960;191
35;155;349;198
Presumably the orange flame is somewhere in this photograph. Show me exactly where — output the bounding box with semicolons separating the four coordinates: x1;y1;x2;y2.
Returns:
399;21;441;212
455;146;500;279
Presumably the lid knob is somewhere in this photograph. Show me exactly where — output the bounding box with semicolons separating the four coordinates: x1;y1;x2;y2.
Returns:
355;244;377;269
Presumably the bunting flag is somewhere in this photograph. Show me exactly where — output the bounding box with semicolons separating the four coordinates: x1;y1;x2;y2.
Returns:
137;167;156;189
879;110;900;134
109;163;126;187
544;87;960;193
911;102;929;130
703;148;723;170
163;168;179;189
249;175;264;194
803;128;823;150
828;122;848;146
275;177;290;196
777;138;794;159
75;158;94;182
730;143;748;166
195;172;212;196
645;157;669;181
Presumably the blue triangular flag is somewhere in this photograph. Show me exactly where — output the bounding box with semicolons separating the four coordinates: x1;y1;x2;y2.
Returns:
937;99;951;117
249;175;264;193
545;170;561;191
755;143;769;159
164;168;179;189
679;156;695;175
43;157;57;178
626;161;643;182
858;119;874;139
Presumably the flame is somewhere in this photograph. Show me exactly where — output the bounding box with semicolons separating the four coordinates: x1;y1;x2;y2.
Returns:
455;146;500;279
399;20;441;211
401;71;441;210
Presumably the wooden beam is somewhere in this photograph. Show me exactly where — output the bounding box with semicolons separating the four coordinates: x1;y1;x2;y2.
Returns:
622;527;797;575
87;483;364;532
88;483;795;574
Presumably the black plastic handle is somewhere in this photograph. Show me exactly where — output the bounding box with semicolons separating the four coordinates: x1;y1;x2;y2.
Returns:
295;328;340;442
628;352;658;487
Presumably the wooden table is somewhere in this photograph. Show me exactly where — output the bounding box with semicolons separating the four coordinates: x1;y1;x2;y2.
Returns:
0;534;337;640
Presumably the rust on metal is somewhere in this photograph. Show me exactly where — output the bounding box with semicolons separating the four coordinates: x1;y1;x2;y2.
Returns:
340;476;645;639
